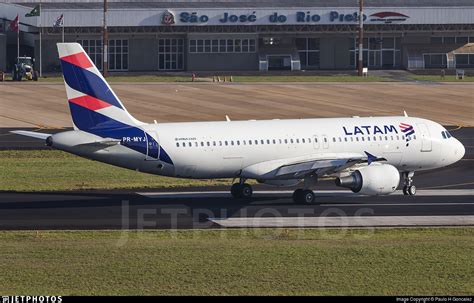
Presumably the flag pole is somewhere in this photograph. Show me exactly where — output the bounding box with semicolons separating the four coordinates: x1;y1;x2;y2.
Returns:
17;15;19;62
62;15;65;43
39;1;42;77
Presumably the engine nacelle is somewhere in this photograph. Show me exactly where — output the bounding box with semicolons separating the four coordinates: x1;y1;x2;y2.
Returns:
335;164;400;196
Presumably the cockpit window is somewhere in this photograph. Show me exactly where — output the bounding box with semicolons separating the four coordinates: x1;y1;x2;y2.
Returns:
442;131;453;139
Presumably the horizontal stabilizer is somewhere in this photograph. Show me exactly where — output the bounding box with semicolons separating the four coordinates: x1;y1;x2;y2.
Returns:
10;130;51;140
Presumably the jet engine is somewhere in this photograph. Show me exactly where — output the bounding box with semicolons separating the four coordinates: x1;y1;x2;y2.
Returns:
335;164;400;195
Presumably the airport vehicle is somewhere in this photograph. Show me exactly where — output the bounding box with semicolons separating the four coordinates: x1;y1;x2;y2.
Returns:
12;57;39;81
12;43;465;203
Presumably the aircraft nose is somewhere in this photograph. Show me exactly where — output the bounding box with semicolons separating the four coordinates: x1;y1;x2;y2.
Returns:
453;139;465;162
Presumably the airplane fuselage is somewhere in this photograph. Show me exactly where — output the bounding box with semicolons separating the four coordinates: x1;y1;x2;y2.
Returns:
57;116;464;181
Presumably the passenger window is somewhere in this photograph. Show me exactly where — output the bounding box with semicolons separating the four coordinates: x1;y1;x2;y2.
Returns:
261;140;264;144
385;136;388;141
323;138;327;142
361;137;365;141
296;139;299;143
338;137;342;142
290;139;294;143
176;142;180;147
213;141;216;146
273;139;276;144
231;141;234;146
225;141;228;146
332;137;336;142
302;138;305;143
249;140;252;145
402;135;405;140
255;140;258;145
391;136;394;141
219;141;222;146
201;142;204;147
237;140;240;145
373;136;377;141
285;139;288;144
308;138;311;143
188;142;192;147
442;131;446;139
350;137;353;142
267;139;270;144
345;137;348;142
207;142;210;146
356;137;359;142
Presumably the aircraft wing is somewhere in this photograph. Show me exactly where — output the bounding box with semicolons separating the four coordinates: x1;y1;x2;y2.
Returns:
241;152;386;180
10;130;51;140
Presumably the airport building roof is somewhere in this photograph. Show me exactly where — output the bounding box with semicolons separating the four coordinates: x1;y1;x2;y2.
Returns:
12;0;474;9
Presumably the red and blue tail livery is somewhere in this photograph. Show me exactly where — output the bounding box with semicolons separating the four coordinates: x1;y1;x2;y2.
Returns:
57;43;172;164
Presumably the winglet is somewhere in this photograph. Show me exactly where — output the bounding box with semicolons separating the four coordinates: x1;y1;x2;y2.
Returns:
403;110;408;117
364;151;377;165
225;115;231;122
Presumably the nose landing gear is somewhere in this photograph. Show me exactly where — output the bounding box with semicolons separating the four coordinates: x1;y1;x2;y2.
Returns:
402;171;416;196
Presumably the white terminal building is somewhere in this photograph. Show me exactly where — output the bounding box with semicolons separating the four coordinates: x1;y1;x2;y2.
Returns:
0;0;473;73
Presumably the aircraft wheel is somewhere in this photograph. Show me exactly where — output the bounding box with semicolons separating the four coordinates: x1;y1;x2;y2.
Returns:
292;189;304;203
231;183;242;198
240;183;253;199
301;190;316;204
403;185;409;196
407;185;416;196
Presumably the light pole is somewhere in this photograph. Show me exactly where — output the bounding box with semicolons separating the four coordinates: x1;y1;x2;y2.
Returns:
358;0;364;76
102;0;108;77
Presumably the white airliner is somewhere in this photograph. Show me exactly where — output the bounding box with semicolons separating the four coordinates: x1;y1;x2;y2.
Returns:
13;43;465;203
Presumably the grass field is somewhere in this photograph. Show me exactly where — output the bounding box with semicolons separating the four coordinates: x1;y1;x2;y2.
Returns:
38;75;192;83
34;74;390;83
408;75;474;82
0;228;472;295
233;75;389;82
0;150;231;191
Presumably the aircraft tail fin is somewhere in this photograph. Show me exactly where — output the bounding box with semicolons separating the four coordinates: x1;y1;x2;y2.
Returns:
57;43;143;133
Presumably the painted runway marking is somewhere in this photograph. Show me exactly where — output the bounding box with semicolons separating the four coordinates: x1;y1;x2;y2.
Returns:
209;215;474;228
138;189;474;199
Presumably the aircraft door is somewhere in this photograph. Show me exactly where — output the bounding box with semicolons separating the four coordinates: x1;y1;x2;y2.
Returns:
417;123;432;152
145;131;160;161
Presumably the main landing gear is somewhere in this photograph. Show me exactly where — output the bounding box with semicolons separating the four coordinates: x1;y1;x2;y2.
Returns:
402;171;416;196
231;180;253;199
292;189;316;204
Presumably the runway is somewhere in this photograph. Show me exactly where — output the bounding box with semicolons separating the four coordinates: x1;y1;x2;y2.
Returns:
0;188;472;230
0;126;472;230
